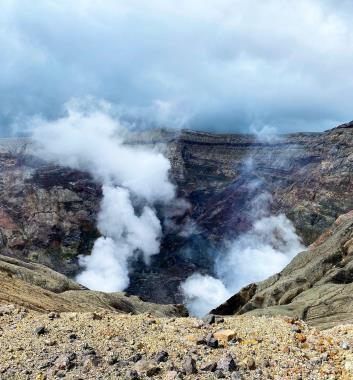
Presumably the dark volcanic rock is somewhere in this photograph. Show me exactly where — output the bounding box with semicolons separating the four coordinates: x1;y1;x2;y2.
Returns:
217;352;237;372
155;351;168;363
35;326;47;335
202;314;216;325
182;356;197;374
201;361;217;372
206;333;219;348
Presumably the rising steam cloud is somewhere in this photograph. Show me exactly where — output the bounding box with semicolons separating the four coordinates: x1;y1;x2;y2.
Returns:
182;211;304;317
32;100;175;292
181;127;305;316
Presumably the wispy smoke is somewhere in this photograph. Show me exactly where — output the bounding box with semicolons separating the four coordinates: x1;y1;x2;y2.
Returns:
181;126;305;316
31;99;175;291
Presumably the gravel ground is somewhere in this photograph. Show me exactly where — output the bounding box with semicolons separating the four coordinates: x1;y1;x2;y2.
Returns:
0;304;352;379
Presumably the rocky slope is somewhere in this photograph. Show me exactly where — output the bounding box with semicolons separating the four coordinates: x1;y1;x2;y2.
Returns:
212;210;353;329
0;122;352;304
1;305;353;379
0;254;187;317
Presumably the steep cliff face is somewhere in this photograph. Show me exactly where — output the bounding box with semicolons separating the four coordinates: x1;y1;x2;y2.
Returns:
166;126;353;245
0;123;352;304
0;140;101;276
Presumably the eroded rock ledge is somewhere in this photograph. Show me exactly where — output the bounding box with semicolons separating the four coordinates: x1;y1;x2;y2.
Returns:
0;254;187;317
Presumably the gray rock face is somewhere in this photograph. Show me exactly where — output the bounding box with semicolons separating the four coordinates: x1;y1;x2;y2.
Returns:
167;127;353;245
212;210;353;329
0;124;352;304
0;144;101;277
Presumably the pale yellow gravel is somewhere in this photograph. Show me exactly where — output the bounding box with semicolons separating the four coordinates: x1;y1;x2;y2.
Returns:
0;305;352;379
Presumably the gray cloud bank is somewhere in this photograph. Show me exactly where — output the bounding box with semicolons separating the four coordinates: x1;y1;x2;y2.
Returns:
1;0;353;136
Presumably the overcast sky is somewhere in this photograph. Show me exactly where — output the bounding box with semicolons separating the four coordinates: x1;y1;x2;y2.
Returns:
1;0;353;136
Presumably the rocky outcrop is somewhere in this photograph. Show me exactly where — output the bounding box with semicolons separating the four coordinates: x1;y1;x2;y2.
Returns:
0;123;352;304
212;210;353;329
0;254;187;317
0;141;101;277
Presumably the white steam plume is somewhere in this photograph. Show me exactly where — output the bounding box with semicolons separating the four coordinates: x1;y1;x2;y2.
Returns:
181;274;231;317
31;100;175;291
181;126;305;316
181;209;304;317
215;213;304;292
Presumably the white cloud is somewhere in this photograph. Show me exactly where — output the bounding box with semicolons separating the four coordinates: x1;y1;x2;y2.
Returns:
1;0;353;134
